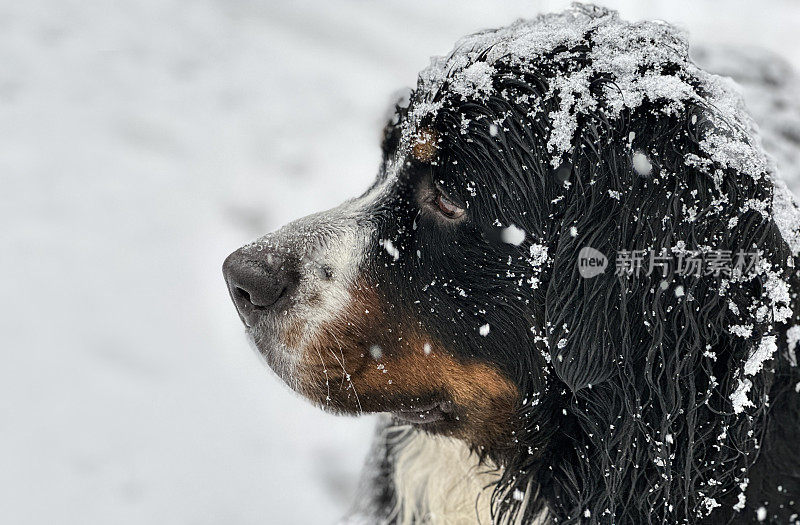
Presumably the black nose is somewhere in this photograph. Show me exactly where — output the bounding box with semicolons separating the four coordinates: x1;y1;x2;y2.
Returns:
222;247;299;327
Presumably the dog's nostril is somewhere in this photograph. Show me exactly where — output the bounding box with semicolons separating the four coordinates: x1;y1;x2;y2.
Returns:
223;248;299;321
234;286;252;304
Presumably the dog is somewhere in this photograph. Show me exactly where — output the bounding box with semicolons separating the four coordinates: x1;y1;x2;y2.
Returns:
223;5;800;524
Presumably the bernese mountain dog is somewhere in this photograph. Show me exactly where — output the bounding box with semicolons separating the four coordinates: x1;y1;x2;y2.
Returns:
223;5;800;524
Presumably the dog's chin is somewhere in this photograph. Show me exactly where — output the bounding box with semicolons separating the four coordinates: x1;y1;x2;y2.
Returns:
388;399;457;426
246;328;305;389
303;381;464;433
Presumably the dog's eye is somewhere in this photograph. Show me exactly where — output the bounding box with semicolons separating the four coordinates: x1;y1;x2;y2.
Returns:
435;190;465;219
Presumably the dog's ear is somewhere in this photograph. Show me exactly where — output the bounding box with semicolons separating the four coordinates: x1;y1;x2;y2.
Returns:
542;104;795;396
539;103;798;519
543;105;695;392
543;149;626;391
380;88;413;158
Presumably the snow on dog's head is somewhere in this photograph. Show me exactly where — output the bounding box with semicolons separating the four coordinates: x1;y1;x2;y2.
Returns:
224;5;800;521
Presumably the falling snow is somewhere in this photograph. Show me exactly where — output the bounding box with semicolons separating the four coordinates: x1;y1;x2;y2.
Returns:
501;224;527;245
380;239;400;261
632;151;653;176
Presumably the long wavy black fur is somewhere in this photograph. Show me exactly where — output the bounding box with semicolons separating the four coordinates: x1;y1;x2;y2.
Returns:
408;35;800;524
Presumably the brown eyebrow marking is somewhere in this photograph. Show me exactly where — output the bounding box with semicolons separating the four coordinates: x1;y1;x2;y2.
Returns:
411;128;439;163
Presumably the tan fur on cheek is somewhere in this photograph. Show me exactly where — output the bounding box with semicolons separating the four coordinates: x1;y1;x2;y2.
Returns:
292;282;520;448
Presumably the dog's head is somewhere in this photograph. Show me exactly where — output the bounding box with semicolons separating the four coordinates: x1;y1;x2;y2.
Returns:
220;97;533;452
224;6;800;522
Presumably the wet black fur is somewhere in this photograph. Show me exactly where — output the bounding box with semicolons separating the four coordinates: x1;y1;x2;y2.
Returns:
361;32;800;525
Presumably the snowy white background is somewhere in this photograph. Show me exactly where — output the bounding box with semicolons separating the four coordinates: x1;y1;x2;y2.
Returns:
2;1;799;524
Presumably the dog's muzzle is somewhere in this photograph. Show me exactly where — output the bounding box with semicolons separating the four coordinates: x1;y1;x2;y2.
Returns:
222;202;377;340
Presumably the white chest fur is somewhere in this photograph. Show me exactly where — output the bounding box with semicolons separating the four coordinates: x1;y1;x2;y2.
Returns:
390;429;546;525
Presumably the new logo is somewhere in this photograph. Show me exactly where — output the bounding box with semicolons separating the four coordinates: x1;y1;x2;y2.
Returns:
577;247;608;278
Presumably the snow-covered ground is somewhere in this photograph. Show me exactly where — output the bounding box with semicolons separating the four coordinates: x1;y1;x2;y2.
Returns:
2;1;798;523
